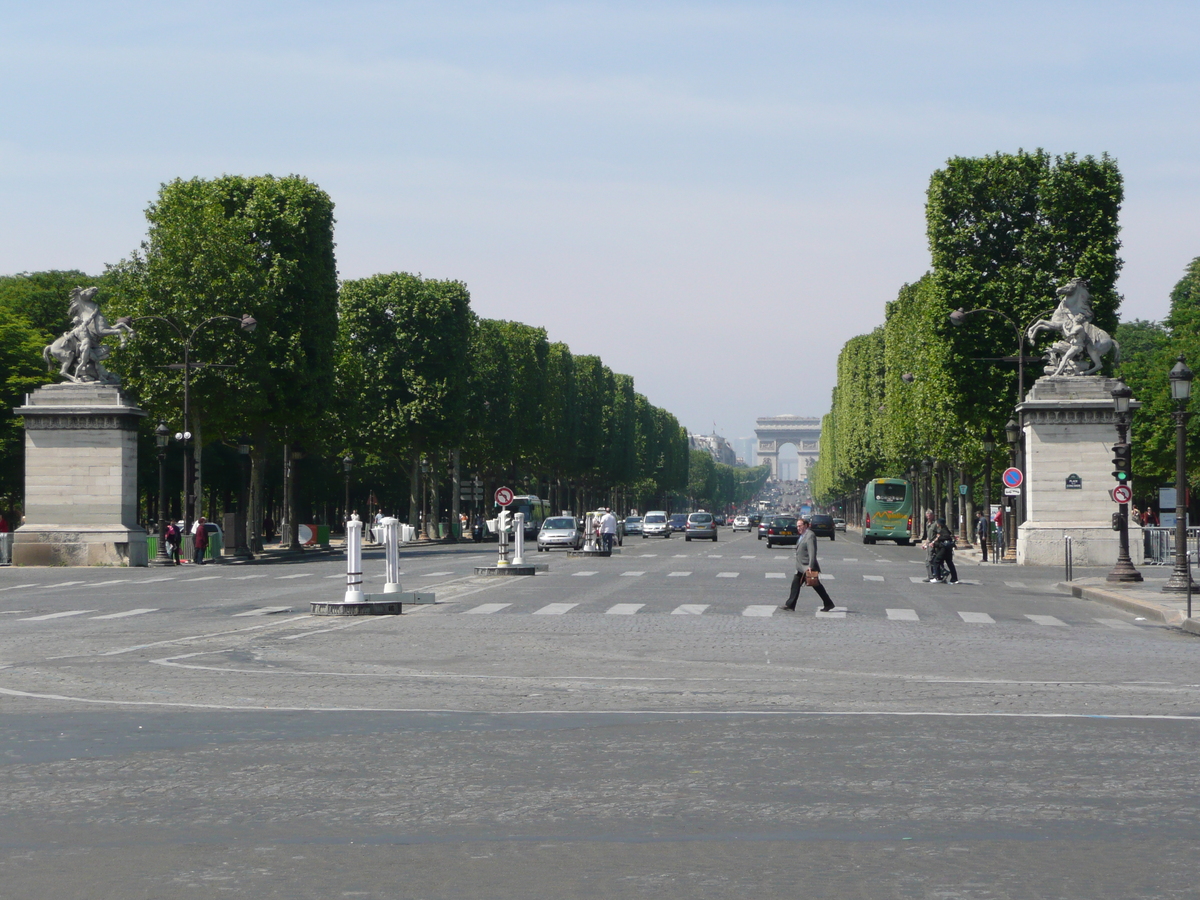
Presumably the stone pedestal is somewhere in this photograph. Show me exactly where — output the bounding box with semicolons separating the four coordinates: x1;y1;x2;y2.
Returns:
1016;376;1142;567
13;383;148;566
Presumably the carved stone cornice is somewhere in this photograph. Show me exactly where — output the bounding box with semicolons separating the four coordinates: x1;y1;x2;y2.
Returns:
1023;407;1119;426
21;412;140;431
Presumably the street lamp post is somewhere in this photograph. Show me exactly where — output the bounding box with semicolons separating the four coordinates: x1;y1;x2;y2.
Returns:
1162;356;1195;594
150;421;173;566
343;454;354;525
982;428;995;563
1004;418;1019;562
1107;382;1143;583
236;434;253;558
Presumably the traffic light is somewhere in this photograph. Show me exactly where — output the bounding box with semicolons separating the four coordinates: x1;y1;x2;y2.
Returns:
1111;443;1131;483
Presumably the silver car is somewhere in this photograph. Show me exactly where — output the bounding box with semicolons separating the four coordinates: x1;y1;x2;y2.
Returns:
641;511;671;538
685;511;718;542
537;516;582;551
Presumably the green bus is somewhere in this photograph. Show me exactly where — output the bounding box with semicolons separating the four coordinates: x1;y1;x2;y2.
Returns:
862;478;913;545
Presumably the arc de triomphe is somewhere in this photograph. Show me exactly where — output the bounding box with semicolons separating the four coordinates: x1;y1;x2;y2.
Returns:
754;415;821;481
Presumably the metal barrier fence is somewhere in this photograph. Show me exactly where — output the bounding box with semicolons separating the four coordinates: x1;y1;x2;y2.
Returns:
1143;526;1200;565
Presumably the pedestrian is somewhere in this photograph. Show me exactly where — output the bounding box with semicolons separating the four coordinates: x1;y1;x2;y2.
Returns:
166;520;182;564
263;515;275;544
974;510;989;562
930;517;959;584
0;512;9;533
473;514;484;543
193;516;209;565
993;506;1004;554
921;509;939;580
779;516;835;612
599;508;618;553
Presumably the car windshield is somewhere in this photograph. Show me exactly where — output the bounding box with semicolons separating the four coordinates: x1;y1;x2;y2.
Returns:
772;517;796;527
689;514;712;524
543;517;575;530
625;517;642;523
811;515;832;524
644;515;665;523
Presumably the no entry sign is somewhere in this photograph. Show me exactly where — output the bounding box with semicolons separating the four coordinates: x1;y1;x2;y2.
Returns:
1002;467;1023;489
1111;485;1132;504
494;486;514;507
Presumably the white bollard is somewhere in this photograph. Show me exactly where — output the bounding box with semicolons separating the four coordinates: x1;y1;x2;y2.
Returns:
345;514;364;602
512;513;526;565
381;516;401;592
497;510;510;566
583;512;598;552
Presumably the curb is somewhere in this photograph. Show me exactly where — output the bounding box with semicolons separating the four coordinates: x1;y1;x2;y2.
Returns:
1055;581;1187;625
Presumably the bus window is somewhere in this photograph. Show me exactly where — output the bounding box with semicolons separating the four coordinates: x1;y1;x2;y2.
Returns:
874;482;907;504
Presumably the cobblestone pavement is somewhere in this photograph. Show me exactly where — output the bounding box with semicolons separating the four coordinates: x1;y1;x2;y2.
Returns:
1;532;1197;898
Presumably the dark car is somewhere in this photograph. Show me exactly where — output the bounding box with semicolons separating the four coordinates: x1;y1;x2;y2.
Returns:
765;515;799;548
809;513;836;540
669;513;688;533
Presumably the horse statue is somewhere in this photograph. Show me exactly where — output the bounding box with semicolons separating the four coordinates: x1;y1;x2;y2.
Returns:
1025;277;1119;377
43;286;135;384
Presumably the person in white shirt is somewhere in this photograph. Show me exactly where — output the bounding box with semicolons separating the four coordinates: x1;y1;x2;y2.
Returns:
599;509;618;553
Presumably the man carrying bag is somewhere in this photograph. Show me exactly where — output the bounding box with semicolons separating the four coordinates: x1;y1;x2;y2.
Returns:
779;516;835;613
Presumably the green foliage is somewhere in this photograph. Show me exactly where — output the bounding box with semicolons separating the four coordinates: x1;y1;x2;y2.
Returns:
0;305;51;506
0;270;96;343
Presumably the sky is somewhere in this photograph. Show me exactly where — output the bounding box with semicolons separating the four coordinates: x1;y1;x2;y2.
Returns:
2;1;1198;454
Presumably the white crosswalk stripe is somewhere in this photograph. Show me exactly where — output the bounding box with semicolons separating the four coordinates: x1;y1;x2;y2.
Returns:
534;603;577;615
232;606;293;617
742;605;776;617
276;573;311;580
815;608;847;619
716;572;739;578
606;604;644;615
863;575;884;582
638;554;658;558
667;572;691;577
1005;581;1028;589
620;571;645;577
572;571;598;577
958;611;995;624
886;608;920;621
910;576;931;583
20;609;96;621
765;572;786;579
672;604;708;615
1026;614;1068;627
464;603;510;614
1096;618;1139;629
421;572;454;577
91;608;158;620
741;555;756;559
841;558;859;562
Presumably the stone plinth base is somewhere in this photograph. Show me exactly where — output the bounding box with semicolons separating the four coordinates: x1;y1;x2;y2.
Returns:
1017;522;1144;567
474;565;547;576
311;598;404;616
12;524;148;567
566;548;621;558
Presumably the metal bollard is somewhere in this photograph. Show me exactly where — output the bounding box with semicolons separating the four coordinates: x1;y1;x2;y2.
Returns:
381;516;401;593
1064;535;1073;582
512;513;526;565
345;514;364;602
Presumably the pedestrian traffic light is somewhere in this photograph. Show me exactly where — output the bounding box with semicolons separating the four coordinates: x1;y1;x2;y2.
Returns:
1111;443;1131;482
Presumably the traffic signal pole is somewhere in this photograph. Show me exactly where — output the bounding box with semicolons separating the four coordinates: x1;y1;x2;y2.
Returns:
1107;420;1143;583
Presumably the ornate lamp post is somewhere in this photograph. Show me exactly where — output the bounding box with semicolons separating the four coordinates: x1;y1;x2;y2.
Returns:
150;421;173;566
1107;382;1142;582
1162;356;1195;594
982;428;995;562
1004;418;1019;562
343;454;354;525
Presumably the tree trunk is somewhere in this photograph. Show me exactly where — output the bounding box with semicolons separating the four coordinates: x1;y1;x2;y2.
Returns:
408;453;420;527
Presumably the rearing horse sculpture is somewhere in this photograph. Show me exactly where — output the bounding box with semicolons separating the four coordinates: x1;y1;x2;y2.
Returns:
1025;278;1119;376
43;286;134;384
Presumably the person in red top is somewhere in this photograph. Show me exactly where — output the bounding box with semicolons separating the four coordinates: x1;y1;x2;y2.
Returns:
0;514;9;533
193;517;209;565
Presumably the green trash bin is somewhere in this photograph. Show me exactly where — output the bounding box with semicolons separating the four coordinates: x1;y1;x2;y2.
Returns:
207;530;223;560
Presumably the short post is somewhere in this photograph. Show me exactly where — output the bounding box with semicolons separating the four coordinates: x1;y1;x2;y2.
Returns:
345;514;364;602
496;510;510;566
583;512;598;552
512;513;526;565
381;516;401;593
1064;535;1073;582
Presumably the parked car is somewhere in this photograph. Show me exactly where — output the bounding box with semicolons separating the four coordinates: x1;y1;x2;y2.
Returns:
624;516;643;535
537;516;582;552
641;511;671;538
732;515;751;532
669;513;688;533
833;517;846;532
809;513;836;540
757;517;771;540
685;511;718;542
765;515;799;548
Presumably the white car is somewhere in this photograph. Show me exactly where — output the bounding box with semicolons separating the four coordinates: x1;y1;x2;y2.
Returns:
731;515;751;532
537;516;582;552
641;510;671;538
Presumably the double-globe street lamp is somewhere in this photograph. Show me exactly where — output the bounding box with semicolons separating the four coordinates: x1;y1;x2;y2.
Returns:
132;313;257;542
1107;382;1142;583
1162;356;1195;595
151;421;173;566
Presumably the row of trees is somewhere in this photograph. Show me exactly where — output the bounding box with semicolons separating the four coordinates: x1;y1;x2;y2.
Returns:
0;175;725;542
812;150;1148;521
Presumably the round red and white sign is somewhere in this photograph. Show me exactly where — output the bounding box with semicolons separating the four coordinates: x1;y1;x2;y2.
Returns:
494;486;514;507
1111;485;1132;504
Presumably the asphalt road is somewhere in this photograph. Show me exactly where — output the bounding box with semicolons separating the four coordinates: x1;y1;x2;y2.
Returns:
2;530;1198;898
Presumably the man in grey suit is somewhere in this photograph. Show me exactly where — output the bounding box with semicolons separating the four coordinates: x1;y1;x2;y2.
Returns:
779;516;835;612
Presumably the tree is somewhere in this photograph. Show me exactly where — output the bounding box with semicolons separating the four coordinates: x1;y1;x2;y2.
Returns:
0;305;51;510
0;270;96;343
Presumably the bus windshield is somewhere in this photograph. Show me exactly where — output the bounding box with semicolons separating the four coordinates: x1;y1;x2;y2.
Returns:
874;481;907;504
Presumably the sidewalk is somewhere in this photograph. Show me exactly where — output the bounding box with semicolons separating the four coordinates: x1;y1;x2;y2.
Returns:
1055;574;1200;633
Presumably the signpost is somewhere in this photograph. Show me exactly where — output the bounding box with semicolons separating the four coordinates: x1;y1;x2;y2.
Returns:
1111;485;1132;504
1001;467;1023;490
494;486;514;507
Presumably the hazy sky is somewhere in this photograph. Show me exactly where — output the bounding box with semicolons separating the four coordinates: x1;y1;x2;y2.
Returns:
3;1;1197;450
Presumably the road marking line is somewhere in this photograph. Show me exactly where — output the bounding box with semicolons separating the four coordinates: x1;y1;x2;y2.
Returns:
325;573;346;578
91;608;158;620
39;581;86;589
422;571;453;577
886;608;920;621
958;611;995;624
667;571;691;577
0;584;36;592
20;609;96;621
741;555;757;559
716;572;739;578
184;576;222;582
534;602;578;615
910;576;930;583
638;554;658;558
233;606;293;617
1005;581;1028;588
229;574;269;580
91;579;129;586
464;603;510;614
863;575;884;582
138;576;176;583
765;572;786;579
673;554;688;558
671;604;708;615
742;605;776;617
821;574;836;581
841;558;859;562
572;571;597;577
1026;614;1068;627
606;603;644;614
815;609;846;618
707;555;723;558
620;571;645;577
1096;618;1139;629
276;573;311;580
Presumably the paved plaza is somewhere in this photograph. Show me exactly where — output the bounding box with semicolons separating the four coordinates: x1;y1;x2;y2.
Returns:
2;530;1198;898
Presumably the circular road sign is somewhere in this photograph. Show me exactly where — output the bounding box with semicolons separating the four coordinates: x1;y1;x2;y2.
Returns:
1002;467;1024;489
494;486;514;507
1112;485;1132;504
